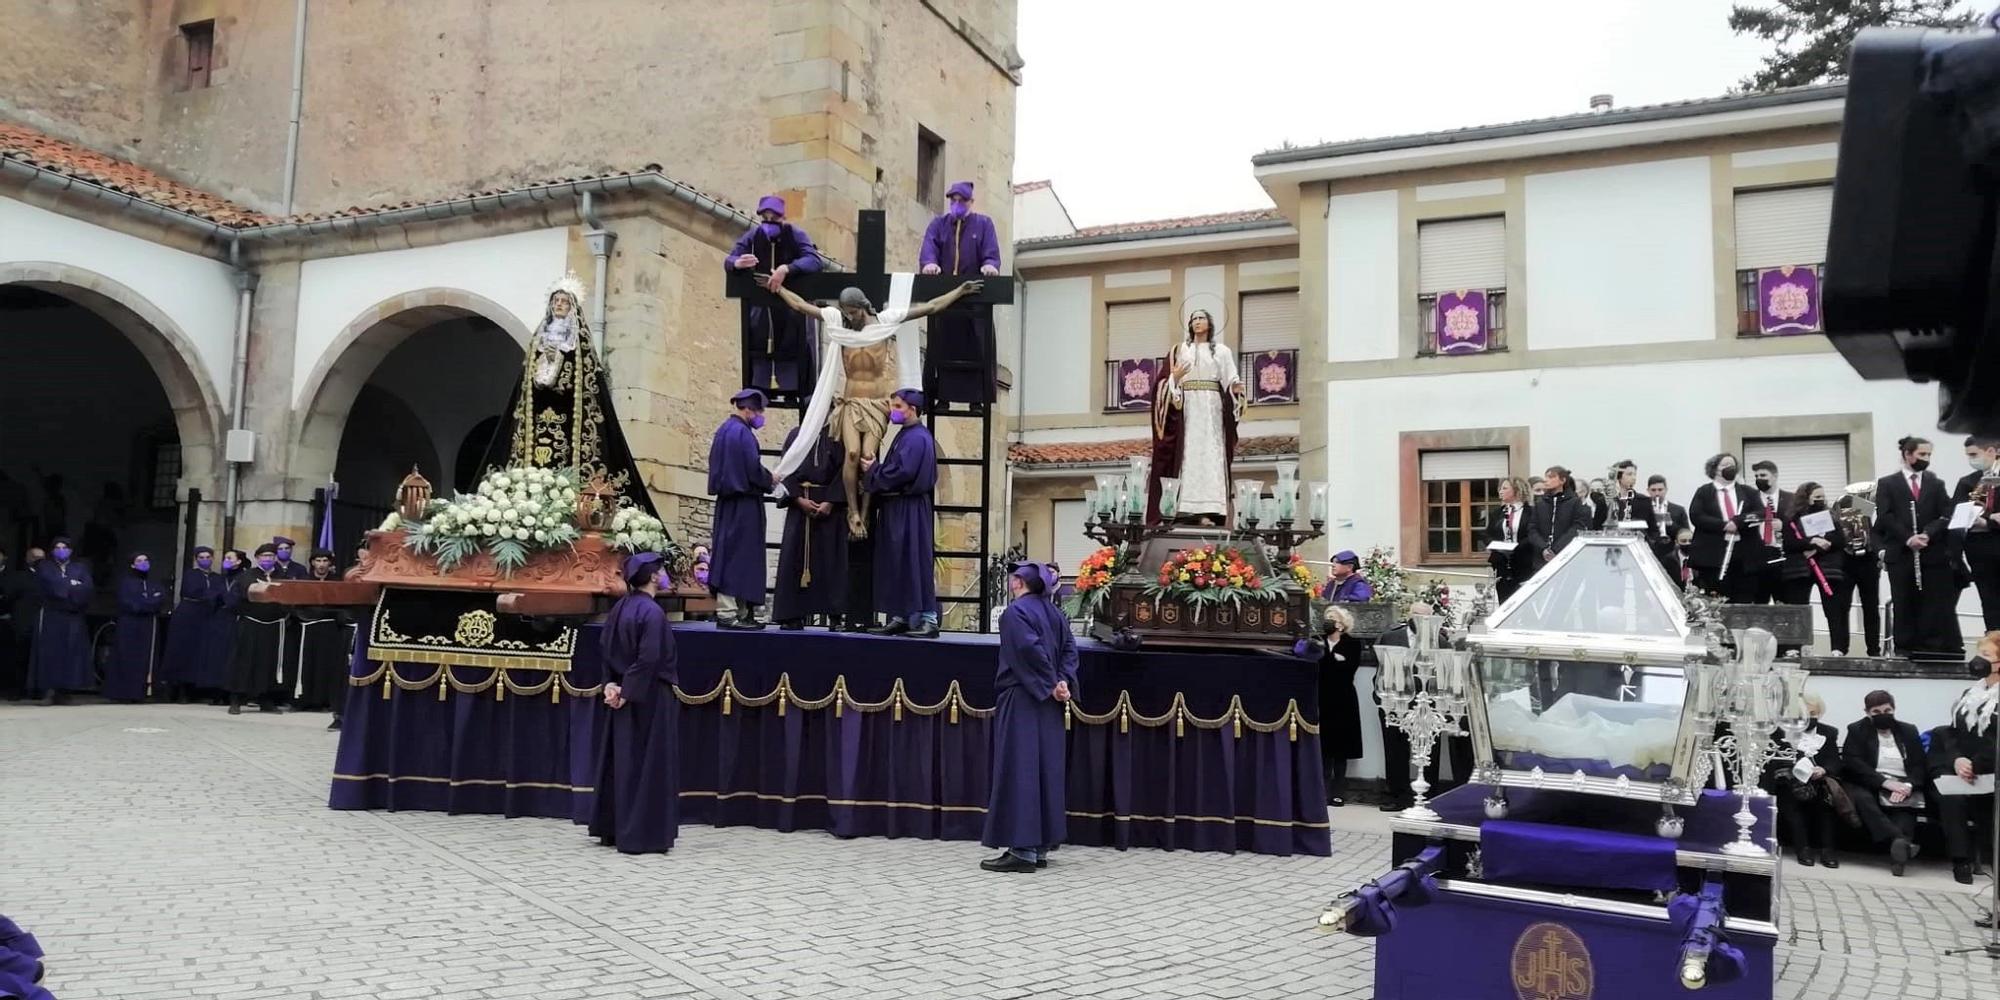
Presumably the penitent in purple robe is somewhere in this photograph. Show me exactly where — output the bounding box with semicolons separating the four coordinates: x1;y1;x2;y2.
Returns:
200;569;243;691
160;568;223;687
918;212;1001;276
28;557;93;693
589;593;682;854
982;595;1074;852
865;422;938;619
727;223;824;393
103;572;168;701
773;427;849;621
918;211;1003;403
707;416;774;605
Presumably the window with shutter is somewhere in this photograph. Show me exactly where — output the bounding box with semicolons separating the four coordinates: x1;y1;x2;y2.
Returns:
1106;300;1172;361
1418;217;1506;293
181;21;214;90
1237;290;1299;405
1419;448;1507;562
1734;186;1831;270
1743;436;1850;496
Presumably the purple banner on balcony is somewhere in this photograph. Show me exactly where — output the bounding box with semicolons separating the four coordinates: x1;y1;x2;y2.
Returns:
1434;290;1489;354
1248;350;1297;404
1757;265;1821;335
1114;357;1159;410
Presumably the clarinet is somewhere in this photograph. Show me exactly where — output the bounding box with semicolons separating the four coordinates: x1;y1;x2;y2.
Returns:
1911;498;1925;592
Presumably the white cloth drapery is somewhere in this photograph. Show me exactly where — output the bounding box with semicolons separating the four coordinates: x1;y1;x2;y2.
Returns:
769;272;923;487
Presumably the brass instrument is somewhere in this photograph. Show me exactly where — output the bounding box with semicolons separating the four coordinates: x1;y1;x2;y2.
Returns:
1836;482;1877;556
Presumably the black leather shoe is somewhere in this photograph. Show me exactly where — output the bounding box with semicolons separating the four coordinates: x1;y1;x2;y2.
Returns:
840;622;873;633
1819;854;1839;869
1976;910;1995;930
1378;802;1407;813
1890;837;1912;876
907;623;941;639
979;852;1037;873
870;621;911;636
778;620;805;632
1955;860;1976;885
720;618;766;631
1796;850;1816;867
326;716;342;732
228;703;242;716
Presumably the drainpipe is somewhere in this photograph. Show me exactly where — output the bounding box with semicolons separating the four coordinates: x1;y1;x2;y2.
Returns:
280;0;309;214
1003;279;1029;557
579;191;615;365
223;238;257;552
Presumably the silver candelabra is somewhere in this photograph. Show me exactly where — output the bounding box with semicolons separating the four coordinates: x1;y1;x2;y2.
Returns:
1693;627;1811;856
1376;615;1475;822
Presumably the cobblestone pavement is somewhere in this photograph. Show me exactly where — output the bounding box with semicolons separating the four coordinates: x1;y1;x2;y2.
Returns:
2;704;1994;1000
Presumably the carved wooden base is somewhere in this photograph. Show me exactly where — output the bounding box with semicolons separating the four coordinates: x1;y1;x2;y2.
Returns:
352;530;628;596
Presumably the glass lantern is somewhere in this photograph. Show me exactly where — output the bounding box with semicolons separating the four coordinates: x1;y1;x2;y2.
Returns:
1158;478;1181;520
1308;482;1330;524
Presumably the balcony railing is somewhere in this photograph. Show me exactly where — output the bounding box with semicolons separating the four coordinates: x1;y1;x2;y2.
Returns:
1418;289;1507;356
1104;349;1300;412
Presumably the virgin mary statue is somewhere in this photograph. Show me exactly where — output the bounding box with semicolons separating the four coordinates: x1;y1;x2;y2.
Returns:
477;273;659;515
1147;299;1242;525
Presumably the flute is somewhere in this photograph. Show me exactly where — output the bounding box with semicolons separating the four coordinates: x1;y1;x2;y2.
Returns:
1719;532;1737;581
1912;499;1924;591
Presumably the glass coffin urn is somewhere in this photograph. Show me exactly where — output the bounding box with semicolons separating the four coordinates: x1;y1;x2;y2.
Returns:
1463;536;1713;818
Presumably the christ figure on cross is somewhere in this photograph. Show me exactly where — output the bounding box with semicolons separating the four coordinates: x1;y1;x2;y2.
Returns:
768;279;982;538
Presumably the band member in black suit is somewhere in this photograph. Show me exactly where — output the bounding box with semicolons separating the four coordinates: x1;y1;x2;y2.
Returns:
1874;436;1961;659
1688;452;1762;603
1643;475;1692;583
1778;482;1844;657
1840;689;1931;876
1532;466;1587;566
1831;488;1883;657
1483;476;1535;602
1763;692;1843;867
1747;461;1788;604
1954;436;2000;631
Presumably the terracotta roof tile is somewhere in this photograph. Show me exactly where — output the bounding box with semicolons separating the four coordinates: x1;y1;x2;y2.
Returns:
1010;434;1297;468
1069;207;1282;238
0;119;745;230
0;121;272;226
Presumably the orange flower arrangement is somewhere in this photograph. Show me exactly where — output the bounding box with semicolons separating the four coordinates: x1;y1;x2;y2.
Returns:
1061;545;1132;620
1287;552;1315;588
1145;544;1281;612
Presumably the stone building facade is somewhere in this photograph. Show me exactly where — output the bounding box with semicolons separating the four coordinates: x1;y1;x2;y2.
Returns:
0;1;1020;598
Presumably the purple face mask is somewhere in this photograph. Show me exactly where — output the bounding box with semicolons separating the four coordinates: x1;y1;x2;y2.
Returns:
694;564;710;586
133;558;150;573
760;221;781;238
257;557;276;572
750;413;766;429
52;546;70;561
196;556;213;570
889;409;908;425
948;200;969;218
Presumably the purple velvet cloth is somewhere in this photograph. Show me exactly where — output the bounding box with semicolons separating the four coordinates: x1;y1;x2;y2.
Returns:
1671;879;1749;987
1482;819;1678;891
103;573;168;700
1341;845;1444;937
331;624;1330;856
1373;885;1775;999
706;416;773;604
864;422;937;619
982;598;1071;851
1491;750;1674;784
0;915;51;1000
1424;785;1773;856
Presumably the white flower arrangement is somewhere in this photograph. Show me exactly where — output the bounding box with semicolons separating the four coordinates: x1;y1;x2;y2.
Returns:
404;466;583;574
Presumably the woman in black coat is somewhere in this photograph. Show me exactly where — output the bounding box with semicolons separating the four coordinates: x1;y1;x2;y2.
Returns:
1762;692;1847;867
1318;605;1365;806
1777;482;1845;655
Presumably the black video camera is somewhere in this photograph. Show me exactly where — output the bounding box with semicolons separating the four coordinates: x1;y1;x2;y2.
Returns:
1826;26;2000;436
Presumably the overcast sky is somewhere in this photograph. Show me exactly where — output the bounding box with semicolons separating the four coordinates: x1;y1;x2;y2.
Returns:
1014;0;1779;227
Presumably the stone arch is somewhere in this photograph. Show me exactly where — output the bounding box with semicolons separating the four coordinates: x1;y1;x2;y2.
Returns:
292;288;531;480
0;261;226;494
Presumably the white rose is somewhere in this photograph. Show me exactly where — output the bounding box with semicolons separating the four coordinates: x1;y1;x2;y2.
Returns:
614;532;631;547
534;529;548;543
495;474;511;488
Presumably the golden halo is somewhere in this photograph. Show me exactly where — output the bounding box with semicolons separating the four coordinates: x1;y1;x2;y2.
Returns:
1181;292;1226;339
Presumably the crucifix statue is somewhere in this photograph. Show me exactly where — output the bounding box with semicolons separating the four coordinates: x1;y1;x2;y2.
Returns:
724;208;1016;539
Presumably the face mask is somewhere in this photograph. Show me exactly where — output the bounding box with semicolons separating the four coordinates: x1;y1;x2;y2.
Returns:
749;413;766;430
257;557;276;572
277;550;292;562
1755;478;1772;491
1972;656;1994;679
1719;468;1738;481
52;546;70;560
1872;712;1896;730
1810;501;1827;511
760;221;781;238
948;200;969;218
196;556;212;570
889;409;908;425
1910;458;1930;473
1978;457;1994;472
133;559;150;574
223;559;239;572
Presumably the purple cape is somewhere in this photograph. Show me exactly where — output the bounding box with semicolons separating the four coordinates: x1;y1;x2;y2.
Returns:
160;568;223;686
28;558;93;693
864;422;938;618
706;416;773;603
918;212;1001;275
982;596;1072;851
589;593;682;854
103;573;168;701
